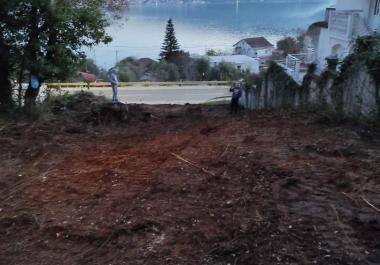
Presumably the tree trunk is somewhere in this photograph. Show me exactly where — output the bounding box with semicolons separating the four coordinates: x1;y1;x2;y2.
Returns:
24;6;40;109
24;76;41;108
24;17;58;109
375;86;380;121
0;41;13;111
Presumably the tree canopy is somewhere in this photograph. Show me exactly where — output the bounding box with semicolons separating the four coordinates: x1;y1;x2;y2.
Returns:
159;19;180;61
0;0;130;110
276;36;303;57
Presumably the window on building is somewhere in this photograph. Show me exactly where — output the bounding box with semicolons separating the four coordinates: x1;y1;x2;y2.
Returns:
375;0;380;15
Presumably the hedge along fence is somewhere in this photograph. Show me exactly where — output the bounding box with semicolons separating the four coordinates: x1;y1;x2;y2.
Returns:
241;61;302;110
332;36;380;120
242;35;380;122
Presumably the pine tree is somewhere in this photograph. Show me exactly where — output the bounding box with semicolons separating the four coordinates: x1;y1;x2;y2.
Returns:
159;19;180;61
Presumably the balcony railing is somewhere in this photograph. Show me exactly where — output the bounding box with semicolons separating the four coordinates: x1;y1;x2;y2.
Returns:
275;52;314;84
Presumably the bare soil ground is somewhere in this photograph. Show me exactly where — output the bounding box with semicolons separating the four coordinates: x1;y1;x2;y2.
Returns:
1;103;380;265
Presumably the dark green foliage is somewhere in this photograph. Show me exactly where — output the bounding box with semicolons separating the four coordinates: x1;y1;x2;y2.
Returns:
82;59;100;76
0;42;12;111
307;21;328;30
115;57;143;82
244;73;263;91
276;37;303;57
195;58;210;81
0;0;125;111
353;35;380;87
209;62;244;81
266;61;300;108
0;0;21;110
316;58;339;108
206;49;224;56
148;61;180;81
334;35;380;117
307;63;317;75
167;51;192;80
300;63;318;106
243;73;263;108
160;19;180;61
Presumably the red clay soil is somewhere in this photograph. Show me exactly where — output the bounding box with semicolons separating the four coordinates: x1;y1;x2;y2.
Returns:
1;105;380;265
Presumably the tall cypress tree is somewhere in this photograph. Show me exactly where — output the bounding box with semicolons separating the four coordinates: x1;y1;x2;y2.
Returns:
159;19;180;61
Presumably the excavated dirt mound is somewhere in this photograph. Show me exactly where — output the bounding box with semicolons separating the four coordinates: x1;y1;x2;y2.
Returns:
47;92;150;125
1;105;380;265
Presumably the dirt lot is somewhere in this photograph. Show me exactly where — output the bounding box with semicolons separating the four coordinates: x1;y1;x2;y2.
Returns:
1;103;380;265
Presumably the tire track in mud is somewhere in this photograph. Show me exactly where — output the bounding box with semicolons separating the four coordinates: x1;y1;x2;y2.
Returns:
1;108;380;265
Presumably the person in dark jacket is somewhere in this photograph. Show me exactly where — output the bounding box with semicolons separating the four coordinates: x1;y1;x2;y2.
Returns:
230;82;242;114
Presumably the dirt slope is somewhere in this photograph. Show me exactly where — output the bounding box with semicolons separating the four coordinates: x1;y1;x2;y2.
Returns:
0;104;380;265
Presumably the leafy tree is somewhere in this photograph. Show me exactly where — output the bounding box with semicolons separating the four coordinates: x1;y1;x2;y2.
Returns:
167;51;192;80
22;0;113;107
0;0;130;110
82;59;100;76
195;58;210;81
97;68;110;82
0;0;23;110
115;57;142;82
149;61;180;81
206;49;224;56
159;19;180;61
209;62;243;81
277;36;303;57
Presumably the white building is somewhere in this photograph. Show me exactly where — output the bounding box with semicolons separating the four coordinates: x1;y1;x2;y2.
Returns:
208;55;260;74
316;0;380;70
277;0;380;84
233;37;274;58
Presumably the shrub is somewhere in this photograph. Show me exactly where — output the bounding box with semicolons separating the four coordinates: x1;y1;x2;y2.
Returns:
209;62;243;81
148;61;180;81
277;36;303;56
115;57;143;82
195;58;210;81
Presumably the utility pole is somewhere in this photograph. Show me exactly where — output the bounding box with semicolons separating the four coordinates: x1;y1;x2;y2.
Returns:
115;50;119;65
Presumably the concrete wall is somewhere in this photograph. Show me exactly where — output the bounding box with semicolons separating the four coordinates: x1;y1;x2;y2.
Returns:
336;0;371;16
341;64;379;116
241;63;379;120
256;47;274;58
316;29;331;69
369;0;380;31
316;28;352;71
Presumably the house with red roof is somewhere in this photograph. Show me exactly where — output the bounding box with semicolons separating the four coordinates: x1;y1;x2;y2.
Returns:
233;37;274;58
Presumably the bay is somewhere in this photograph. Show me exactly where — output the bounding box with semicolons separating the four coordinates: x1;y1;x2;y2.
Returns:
90;0;334;68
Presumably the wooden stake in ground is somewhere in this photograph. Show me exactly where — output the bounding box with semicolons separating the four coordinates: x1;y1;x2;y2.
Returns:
171;153;216;177
361;196;380;213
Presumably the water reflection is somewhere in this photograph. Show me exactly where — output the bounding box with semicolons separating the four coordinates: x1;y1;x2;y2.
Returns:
91;0;333;68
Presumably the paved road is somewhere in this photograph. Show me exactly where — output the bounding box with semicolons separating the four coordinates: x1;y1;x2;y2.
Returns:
64;85;231;104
